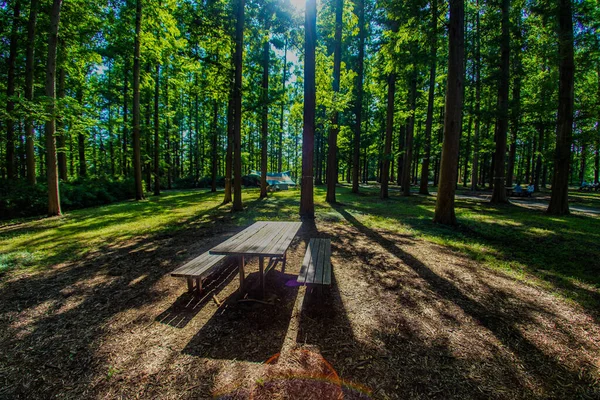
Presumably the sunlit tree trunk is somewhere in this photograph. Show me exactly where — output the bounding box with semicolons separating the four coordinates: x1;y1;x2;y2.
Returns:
326;0;343;203
547;0;574;215
351;0;365;194
402;66;417;196
232;0;245;211
300;0;316;218
132;0;144;200
211;99;218;192
224;87;234;204
490;0;510;204
380;70;395;200
153;64;160;196
419;0;437;195
25;0;39;184
433;0;464;225
470;0;481;191
260;36;270;198
45;0;63;216
278;37;287;174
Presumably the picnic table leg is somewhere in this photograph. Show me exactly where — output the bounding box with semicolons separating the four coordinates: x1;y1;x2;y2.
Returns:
238;255;245;293
187;278;194;293
259;256;265;298
282;252;287;273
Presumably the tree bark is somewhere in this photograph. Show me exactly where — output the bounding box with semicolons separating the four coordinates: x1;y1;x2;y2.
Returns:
5;0;21;180
547;0;574;215
419;0;437;195
490;0;510;203
260;36;269;198
132;0;144;200
402;67;417;196
232;0;245;211
278;37;287;174
470;0;481;191
300;0;317;218
57;54;67;181
154;64;160;195
45;0;63;216
326;0;343;203
433;0;464;225
351;0;365;194
211;99;219;192
25;0;39;184
380;72;396;199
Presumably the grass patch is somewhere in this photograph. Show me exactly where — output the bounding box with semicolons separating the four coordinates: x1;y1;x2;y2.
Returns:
1;185;598;312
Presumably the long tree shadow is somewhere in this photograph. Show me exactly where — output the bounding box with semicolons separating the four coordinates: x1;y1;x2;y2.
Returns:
332;202;599;398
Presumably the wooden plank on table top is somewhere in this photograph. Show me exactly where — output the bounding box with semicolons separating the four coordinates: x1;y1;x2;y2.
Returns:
304;239;318;284
210;221;266;254
262;222;294;256
228;221;278;254
322;239;332;285
313;239;326;284
296;238;315;284
232;221;289;255
268;222;302;256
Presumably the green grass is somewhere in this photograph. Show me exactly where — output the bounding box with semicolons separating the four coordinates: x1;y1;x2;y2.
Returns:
1;185;599;312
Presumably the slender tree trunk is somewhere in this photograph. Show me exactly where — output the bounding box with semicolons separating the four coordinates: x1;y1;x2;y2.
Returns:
260;37;270;198
506;17;522;187
300;0;316;218
153;64;160;195
132;0;144;200
595;63;600;185
123;65;129;176
397;125;405;186
232;0;245;211
433;0;464;225
57;57;68;181
470;0;481;191
534;123;544;190
326;0;343;203
402;67;417;196
45;0;63;216
25;0;39;184
419;0;437;195
547;0;574;214
5;0;21;180
381;72;396;199
278;37;287;174
351;0;365;194
224;81;234;204
490;0;510;203
211;99;219;192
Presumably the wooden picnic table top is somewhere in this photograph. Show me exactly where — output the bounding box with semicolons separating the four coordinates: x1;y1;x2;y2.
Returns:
209;221;302;258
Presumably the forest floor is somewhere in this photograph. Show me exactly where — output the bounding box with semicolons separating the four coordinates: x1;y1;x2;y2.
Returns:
1;186;599;399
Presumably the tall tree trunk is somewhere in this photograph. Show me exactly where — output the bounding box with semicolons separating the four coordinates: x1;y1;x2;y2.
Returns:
397;125;405;186
506;17;522;187
490;0;510;203
132;0;144;200
154;64;160;195
470;0;481;191
326;0;343;203
300;0;316;218
547;0;574;214
402;67;417;196
5;0;21;180
278;37;287;173
433;0;464;225
351;0;365;194
595;63;600;185
25;0;39;185
224;81;234;204
45;0;63;216
260;37;269;198
380;72;396;199
57;54;68;181
419;0;437;195
211;100;219;192
76;87;87;177
232;0;245;211
534;123;544;190
123;65;129;176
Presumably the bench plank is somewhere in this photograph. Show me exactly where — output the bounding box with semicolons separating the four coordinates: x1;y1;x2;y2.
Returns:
297;238;331;285
171;251;227;280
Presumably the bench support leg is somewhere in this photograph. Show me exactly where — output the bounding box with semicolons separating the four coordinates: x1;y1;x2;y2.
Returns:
195;278;203;294
187;278;194;293
259;256;265;298
238;255;245;293
282;252;287;273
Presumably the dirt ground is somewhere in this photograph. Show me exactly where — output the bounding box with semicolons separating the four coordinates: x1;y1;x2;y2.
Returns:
1;206;599;399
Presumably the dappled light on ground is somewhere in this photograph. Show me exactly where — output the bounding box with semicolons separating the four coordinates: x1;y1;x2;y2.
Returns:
0;187;599;398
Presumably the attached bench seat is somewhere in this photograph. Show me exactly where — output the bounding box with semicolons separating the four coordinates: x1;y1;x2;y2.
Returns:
297;238;331;285
171;251;229;293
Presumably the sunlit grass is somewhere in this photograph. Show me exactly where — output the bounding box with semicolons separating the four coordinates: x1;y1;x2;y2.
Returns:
1;184;598;311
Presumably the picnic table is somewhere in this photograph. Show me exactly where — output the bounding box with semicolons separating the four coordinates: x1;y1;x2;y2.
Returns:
210;221;302;296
